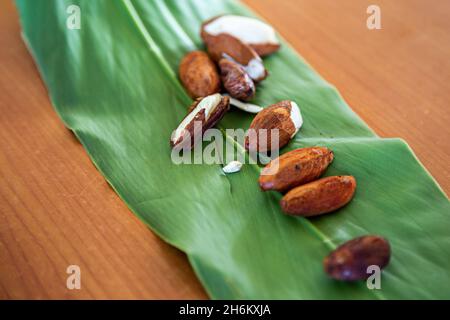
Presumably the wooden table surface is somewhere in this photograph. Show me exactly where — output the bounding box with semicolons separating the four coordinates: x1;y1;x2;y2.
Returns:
1;0;449;299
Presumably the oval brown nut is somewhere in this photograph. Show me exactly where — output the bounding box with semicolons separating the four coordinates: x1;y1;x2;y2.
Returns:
219;58;255;102
201;15;281;57
171;94;230;150
280;175;356;216
179;51;221;99
324;235;391;281
203;33;267;82
245;101;302;153
259;147;334;192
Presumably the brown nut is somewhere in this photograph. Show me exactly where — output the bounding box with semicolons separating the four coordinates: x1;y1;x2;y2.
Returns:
219;58;255;102
201;15;281;57
203;33;267;82
179;51;221;99
245;101;302;153
324;235;391;281
170;94;229;150
280;175;356;216
259;147;334;192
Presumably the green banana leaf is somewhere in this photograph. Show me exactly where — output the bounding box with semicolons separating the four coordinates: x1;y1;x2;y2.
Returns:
16;0;450;299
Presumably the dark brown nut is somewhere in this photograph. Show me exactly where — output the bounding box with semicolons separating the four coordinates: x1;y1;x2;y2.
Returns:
170;94;230;150
203;33;267;82
179;51;221;99
280;176;356;216
245;101;302;153
219;58;255;102
201;15;281;57
259;147;334;192
324;235;391;281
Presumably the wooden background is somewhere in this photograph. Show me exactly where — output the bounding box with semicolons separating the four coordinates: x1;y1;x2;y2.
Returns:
1;0;449;299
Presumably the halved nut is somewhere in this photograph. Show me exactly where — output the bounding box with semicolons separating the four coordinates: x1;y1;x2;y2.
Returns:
280;176;356;217
219;58;255;102
179;51;221;99
245;100;302;153
171;94;230;150
203;33;267;82
201;15;280;57
259;147;334;192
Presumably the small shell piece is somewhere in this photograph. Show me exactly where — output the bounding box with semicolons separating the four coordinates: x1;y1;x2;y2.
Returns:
227;96;263;113
223;161;243;174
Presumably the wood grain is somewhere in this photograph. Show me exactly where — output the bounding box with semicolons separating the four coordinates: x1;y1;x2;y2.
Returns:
0;0;206;299
0;0;448;299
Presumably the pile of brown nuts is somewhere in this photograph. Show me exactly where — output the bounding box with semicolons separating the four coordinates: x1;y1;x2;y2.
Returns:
181;15;280;102
172;15;300;150
171;15;391;282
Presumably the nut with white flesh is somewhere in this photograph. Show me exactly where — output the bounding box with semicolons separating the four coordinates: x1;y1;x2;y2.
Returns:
245;100;302;153
219;58;255;102
222;161;243;174
201;15;280;57
289;101;303;138
203;33;267;82
171;94;230;150
226;95;263;113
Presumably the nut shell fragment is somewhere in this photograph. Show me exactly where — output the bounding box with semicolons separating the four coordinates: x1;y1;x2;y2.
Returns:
223;161;243;174
227;96;263;113
324;235;391;281
280;175;356;216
